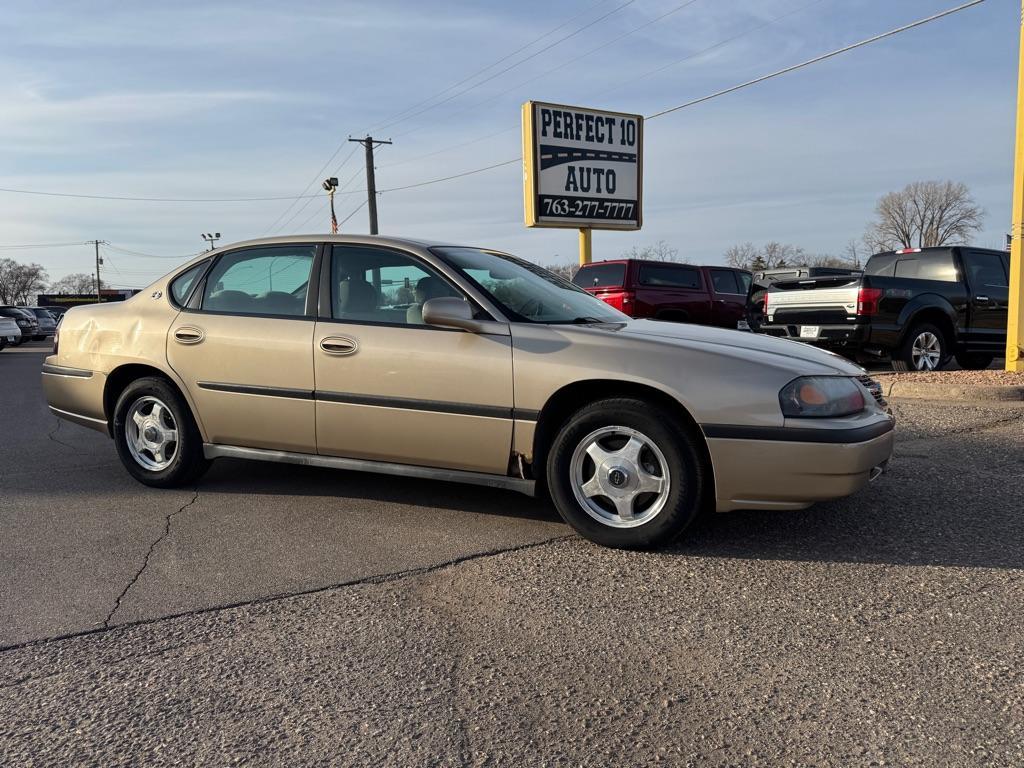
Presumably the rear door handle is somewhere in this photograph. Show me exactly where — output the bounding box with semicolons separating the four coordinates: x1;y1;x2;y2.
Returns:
320;336;358;356
173;326;204;344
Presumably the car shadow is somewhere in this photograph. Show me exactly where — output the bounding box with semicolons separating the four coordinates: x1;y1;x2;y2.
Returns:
199;458;561;523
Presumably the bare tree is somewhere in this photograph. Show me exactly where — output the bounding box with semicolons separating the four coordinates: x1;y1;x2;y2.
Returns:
542;261;577;281
50;272;105;294
725;242;805;270
865;180;984;251
0;259;49;305
843;239;864;268
724;242;759;270
622;240;682;262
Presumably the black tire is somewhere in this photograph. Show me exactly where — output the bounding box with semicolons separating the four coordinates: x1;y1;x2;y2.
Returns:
546;397;706;549
892;323;947;372
954;352;995;370
112;376;210;488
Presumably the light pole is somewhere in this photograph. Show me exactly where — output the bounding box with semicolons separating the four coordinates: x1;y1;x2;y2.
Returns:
201;232;221;251
323;177;339;233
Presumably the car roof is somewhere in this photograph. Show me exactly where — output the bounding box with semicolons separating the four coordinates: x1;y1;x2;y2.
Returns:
207;234;465;253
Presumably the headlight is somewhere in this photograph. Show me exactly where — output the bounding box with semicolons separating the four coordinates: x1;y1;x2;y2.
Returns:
779;376;866;418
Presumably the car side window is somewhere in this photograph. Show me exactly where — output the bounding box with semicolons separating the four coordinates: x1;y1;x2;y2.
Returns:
169;262;208;307
737;271;752;293
637;264;701;289
201;245;315;316
331;245;462;326
710;269;740;294
962;250;1008;289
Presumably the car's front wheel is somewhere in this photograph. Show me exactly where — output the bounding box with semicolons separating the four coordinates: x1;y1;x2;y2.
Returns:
113;377;210;488
546;398;705;549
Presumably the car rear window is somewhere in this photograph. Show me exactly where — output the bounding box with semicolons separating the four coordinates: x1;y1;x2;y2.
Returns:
894;251;957;282
572;262;626;288
638;264;701;289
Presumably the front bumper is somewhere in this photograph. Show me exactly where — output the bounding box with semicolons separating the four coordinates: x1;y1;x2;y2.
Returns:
706;418;895;512
41;358;109;435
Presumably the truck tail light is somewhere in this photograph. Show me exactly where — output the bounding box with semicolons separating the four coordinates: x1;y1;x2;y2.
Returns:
762;292;770;315
857;287;883;316
599;291;635;315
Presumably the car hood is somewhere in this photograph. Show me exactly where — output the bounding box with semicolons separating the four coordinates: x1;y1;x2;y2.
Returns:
610;319;864;375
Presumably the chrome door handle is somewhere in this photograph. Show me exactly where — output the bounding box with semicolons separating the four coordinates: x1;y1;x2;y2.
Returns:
320;336;358;356
173;326;204;344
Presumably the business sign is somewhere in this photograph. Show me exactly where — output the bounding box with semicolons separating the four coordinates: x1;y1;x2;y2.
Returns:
37;291;133;308
522;101;643;230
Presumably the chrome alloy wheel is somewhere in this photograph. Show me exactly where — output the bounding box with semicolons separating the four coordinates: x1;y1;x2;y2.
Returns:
125;396;178;471
911;331;942;371
569;426;671;529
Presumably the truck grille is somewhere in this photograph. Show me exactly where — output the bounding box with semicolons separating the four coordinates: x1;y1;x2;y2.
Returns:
857;375;886;407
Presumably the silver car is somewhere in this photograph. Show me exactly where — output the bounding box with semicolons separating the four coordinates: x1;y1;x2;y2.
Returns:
26;307;57;338
0;315;21;349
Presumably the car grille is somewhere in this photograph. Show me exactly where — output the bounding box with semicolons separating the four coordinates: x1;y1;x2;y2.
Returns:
857;375;886;407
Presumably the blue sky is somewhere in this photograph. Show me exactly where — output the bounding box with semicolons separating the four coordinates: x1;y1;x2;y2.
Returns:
0;0;1016;286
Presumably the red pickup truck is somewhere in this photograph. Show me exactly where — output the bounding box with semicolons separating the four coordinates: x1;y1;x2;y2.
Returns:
572;258;752;329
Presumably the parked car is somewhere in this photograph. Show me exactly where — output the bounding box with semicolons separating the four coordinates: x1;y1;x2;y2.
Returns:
746;266;862;333
0;307;38;345
572;259;752;329
0;314;21;350
757;247;1009;371
43;235;893;549
26;307;57;338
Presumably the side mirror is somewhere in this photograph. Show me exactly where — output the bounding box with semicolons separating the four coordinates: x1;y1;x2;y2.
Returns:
422;297;485;333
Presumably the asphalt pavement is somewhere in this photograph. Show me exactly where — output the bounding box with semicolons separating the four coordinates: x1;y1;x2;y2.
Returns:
2;341;1023;766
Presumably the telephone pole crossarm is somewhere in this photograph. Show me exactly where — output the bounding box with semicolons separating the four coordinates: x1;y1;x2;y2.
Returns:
349;136;392;235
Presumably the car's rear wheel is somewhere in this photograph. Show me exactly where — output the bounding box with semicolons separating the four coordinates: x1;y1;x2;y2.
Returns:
954;352;995;370
113;377;209;487
546;397;705;549
892;323;946;372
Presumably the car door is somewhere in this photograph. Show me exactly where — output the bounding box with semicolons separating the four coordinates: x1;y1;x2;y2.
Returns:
960;249;1009;352
708;269;748;328
313;243;514;474
166;243;319;452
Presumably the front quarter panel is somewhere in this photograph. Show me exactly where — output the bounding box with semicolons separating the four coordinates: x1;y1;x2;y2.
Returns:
510;323;807;429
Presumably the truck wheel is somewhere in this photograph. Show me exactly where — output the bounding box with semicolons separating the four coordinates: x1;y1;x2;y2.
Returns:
113;376;210;488
892;323;946;372
954;352;995;370
546;397;706;549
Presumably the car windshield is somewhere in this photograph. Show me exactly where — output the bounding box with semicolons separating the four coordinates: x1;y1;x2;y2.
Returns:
432;247;627;324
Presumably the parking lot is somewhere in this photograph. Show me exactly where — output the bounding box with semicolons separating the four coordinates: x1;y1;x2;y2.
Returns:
2;340;1023;765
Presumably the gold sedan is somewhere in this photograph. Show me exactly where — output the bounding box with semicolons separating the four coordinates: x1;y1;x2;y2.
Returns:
42;236;894;548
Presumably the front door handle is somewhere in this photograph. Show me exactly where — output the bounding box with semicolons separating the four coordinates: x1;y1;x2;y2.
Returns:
173;326;204;344
320;336;358;356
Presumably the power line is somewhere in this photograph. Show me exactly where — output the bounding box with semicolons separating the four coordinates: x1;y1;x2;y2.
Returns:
387;0;702;144
379;0;803;169
0;241;89;250
105;243;204;260
646;0;986;120
272;150;374;235
262;144;361;235
364;0;611;132
378;158;520;194
371;0;637;134
0;186;341;203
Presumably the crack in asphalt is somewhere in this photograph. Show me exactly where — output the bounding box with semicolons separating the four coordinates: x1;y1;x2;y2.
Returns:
0;533;575;656
46;418;77;451
102;488;201;629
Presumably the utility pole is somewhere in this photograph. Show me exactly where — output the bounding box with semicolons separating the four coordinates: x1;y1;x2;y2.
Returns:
89;240;106;302
1008;1;1024;371
349;136;392;234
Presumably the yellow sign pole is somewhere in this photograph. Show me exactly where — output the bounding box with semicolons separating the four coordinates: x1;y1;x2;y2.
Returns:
578;227;593;266
1007;0;1024;371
